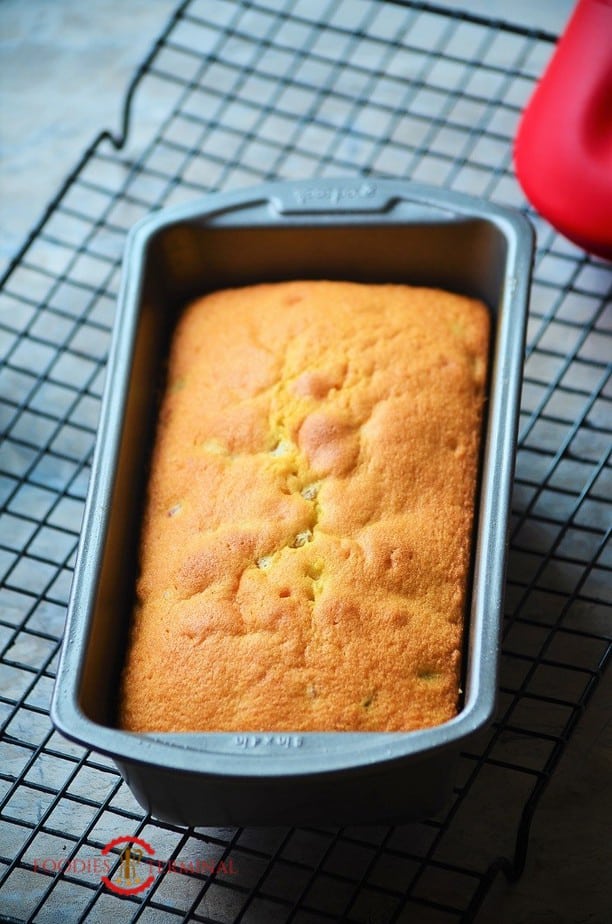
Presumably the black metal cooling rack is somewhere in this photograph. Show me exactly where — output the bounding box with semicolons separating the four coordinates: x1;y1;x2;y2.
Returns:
0;1;610;921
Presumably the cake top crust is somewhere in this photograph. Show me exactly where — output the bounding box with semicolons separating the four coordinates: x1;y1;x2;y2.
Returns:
119;281;489;732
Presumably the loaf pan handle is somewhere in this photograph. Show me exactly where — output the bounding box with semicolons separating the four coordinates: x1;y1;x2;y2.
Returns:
270;178;454;217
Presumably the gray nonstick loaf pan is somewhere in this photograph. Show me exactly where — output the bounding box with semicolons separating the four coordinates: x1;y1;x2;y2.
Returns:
51;178;533;826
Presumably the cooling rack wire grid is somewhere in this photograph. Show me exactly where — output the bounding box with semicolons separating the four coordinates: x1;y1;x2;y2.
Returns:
0;1;610;922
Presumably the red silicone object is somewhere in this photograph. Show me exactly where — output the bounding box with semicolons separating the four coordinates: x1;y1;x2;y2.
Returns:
514;0;612;259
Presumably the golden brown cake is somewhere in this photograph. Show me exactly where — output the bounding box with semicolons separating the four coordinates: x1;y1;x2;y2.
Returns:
119;280;489;733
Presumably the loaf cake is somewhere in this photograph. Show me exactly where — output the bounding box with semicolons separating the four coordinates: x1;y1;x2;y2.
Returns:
119;280;489;733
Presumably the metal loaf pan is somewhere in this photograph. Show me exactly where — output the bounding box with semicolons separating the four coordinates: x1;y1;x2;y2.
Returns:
51;178;533;826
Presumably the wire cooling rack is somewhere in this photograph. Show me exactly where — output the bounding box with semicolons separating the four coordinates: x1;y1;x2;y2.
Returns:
0;0;610;921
